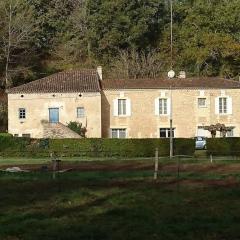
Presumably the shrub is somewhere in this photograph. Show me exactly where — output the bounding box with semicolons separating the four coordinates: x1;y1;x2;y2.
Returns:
0;137;195;158
207;138;240;156
67;121;87;137
49;138;195;158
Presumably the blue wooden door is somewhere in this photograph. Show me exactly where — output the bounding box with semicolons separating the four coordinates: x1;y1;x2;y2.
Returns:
49;108;59;123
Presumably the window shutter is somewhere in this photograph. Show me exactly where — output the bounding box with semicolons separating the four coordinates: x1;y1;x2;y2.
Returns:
167;98;171;115
215;97;219;114
113;99;118;116
155;98;159;115
227;97;232;114
126;99;131;116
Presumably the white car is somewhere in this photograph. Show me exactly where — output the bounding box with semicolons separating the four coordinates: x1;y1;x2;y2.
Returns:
195;136;207;150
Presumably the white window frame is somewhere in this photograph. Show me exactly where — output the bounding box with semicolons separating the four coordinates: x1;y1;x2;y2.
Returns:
155;97;170;116
118;99;127;116
159;128;175;138
219;97;227;114
215;96;232;115
77;107;85;118
159;98;168;115
198;98;207;108
19;108;26;119
113;98;131;117
220;127;234;137
111;128;127;138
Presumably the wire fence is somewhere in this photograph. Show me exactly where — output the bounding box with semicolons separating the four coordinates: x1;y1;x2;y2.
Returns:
1;149;240;185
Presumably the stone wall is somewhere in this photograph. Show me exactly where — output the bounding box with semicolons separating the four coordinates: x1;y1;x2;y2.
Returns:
102;89;240;138
8;92;101;138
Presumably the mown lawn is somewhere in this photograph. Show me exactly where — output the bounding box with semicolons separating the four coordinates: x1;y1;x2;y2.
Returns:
1;166;240;240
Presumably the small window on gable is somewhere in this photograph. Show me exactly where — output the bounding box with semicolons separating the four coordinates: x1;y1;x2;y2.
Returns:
19;108;26;119
198;98;206;108
77;107;85;118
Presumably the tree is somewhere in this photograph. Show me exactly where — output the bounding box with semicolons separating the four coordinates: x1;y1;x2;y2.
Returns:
87;0;167;63
110;48;163;79
0;0;37;88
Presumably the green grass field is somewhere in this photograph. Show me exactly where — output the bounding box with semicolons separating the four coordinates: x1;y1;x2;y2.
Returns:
1;159;240;240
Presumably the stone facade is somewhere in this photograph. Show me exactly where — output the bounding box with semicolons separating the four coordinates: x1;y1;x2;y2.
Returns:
7;69;240;139
8;92;101;138
102;89;240;138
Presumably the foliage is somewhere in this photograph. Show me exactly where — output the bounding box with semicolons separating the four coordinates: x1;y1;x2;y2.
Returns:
0;0;239;86
207;138;240;156
67;121;87;138
0;136;195;157
49;138;195;157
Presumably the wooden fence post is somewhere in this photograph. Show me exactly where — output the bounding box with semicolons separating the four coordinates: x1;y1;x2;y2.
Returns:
154;148;159;180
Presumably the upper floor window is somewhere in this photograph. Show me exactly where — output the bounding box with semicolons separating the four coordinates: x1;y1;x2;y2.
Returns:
219;97;227;114
198;98;206;108
118;99;126;115
159;98;167;115
19;108;26;119
111;128;126;138
215;96;232;115
77;107;85;118
113;98;131;116
155;98;170;116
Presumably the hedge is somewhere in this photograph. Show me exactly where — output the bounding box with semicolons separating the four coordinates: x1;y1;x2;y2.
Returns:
207;138;240;156
0;136;195;158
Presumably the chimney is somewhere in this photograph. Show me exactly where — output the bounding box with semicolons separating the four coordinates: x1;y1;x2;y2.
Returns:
178;71;186;79
97;66;103;81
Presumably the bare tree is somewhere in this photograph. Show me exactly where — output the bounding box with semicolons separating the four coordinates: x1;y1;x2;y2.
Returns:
0;0;35;88
110;49;163;79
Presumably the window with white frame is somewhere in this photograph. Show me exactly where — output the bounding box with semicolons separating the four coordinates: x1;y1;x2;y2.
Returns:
118;99;126;115
159;128;175;138
220;127;234;137
155;98;170;116
19;108;26;119
113;98;131;117
198;98;206;108
77;107;85;118
111;129;126;138
159;98;168;115
219;97;227;114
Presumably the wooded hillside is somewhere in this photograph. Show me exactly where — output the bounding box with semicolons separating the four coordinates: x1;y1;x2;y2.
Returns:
0;0;239;87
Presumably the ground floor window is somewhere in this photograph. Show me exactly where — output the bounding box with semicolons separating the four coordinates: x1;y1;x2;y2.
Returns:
220;127;234;137
197;126;209;137
22;134;31;138
111;128;126;138
160;128;175;138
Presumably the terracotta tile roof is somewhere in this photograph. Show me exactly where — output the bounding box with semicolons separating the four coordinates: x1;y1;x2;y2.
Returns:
103;77;240;90
7;70;101;94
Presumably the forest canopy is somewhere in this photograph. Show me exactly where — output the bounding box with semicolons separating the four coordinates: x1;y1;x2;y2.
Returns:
0;0;239;87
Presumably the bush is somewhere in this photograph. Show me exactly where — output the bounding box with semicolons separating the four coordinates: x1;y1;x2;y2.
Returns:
49;138;195;158
67;121;87;137
0;137;195;158
207;138;240;156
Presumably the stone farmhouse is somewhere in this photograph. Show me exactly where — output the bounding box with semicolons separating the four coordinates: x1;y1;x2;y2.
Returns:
7;67;240;139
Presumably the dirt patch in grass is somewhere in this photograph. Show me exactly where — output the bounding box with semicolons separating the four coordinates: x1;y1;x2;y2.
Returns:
2;161;240;175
